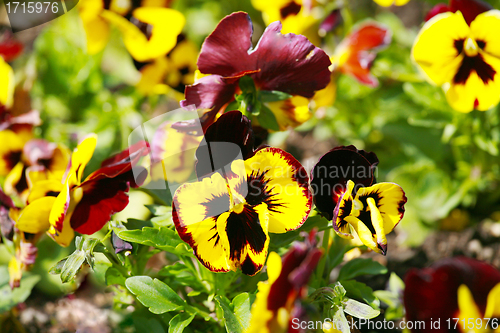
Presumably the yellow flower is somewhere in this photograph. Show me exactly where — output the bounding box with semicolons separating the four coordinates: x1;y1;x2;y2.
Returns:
457;283;500;332
372;0;410;7
412;10;500;112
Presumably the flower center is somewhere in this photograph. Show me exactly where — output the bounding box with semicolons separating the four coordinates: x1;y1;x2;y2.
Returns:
464;38;479;57
233;202;245;214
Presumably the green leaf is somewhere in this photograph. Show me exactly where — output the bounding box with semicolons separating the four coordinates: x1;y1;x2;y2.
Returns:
125;276;185;314
105;267;127;287
259;90;293;103
340;280;380;309
256;106;280;131
118;227;193;256
0;266;41;313
50;237;100;283
169;313;195;333
338;258;387;281
344;299;380;319
215;294;252;333
133;317;166;333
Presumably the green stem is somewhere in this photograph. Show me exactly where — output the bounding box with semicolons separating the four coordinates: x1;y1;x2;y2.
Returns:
316;229;331;286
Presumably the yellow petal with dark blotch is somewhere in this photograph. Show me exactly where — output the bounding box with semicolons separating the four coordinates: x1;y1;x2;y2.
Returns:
445;54;500;112
16;196;55;234
332;180;355;239
27;180;63;204
355;182;407;236
485;283;500;318
457;285;483;328
103;8;185;62
0;130;23;176
172;172;232;272
471;10;500;58
344;215;380;254
244;147;312;234
69;134;97;186
217;202;270;276
412;11;470;86
47;210;75;247
266;96;311;131
0;58;14;107
186;214;232;272
250;0;290;24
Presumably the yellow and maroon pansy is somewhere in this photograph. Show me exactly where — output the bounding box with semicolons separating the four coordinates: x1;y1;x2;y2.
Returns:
173;146;312;276
247;231;322;333
332;22;391;87
310;146;406;255
181;12;331;131
412;9;500;112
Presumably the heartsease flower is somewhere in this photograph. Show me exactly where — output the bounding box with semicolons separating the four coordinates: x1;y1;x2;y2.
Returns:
412;9;500;112
310;146;406;255
181;11;331;131
173;114;312;275
425;0;492;25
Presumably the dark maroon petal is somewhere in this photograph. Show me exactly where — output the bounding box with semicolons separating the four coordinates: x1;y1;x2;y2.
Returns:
425;4;452;21
70;177;131;235
197;12;256;77
195;111;255;179
450;0;492;25
310;146;378;220
0;206;14;241
280;1;302;19
453;54;496;84
101;141;149;168
252;21;331;97
267;238;321;311
319;9;342;35
181;75;239;131
404;257;500;333
0;29;23;62
84;143;148;187
0;185;15;209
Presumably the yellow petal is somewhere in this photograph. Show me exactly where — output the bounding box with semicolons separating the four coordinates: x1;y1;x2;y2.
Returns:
266;96;311;130
137;57;169;95
27;179;63;204
412;11;470;85
16;196;55;234
8;257;22;289
457;284;486;333
69;134;97;185
485;283;500;318
0;58;14;108
4;161;24;195
47;210;75;247
344;215;380;253
333;179;355;238
244;148;311;234
471;10;500;58
103;8;185;62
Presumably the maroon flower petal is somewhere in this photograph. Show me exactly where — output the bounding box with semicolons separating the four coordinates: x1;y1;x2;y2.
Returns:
319;9;342;35
23;139;57;166
310;146;378;220
71;177;130;235
450;0;492;25
197;12;256;77
252;21;331;97
404;257;500;333
425;4;452;22
181;75;239;130
100;141;149;168
195;111;255;179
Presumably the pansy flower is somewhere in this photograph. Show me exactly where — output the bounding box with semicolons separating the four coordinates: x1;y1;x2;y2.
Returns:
78;0;184;62
310;146;406;255
332;22;391;87
404;257;500;333
15;135;148;246
173;113;312;275
181;12;331;131
247;231;322;333
412;8;500;112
